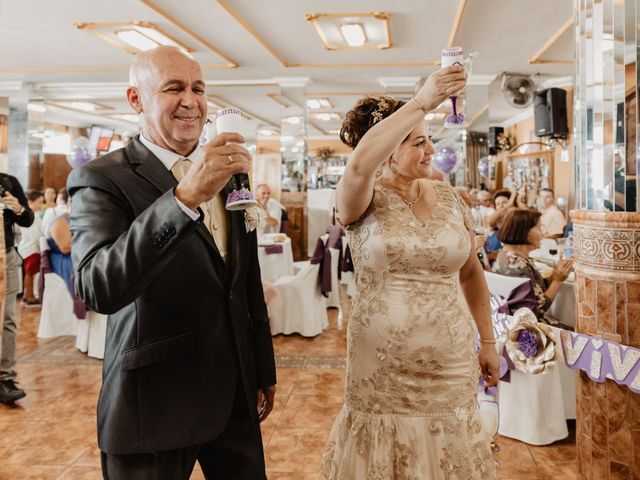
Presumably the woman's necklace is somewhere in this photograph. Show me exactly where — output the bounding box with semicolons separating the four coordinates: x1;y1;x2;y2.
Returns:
381;180;422;208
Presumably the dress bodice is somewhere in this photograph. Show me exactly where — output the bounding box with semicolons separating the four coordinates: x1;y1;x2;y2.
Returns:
346;179;474;283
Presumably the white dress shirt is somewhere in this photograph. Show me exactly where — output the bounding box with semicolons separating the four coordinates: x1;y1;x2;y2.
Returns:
258;198;284;234
540;205;566;236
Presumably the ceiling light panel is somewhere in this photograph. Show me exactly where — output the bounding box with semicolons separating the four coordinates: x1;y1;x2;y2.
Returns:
305;12;392;51
75;21;193;55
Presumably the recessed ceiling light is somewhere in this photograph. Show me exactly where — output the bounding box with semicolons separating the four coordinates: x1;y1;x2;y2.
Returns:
259;129;274;136
286;116;301;125
296;140;305;147
68;101;97;112
315;113;340;122
291;147;299;153
280;135;294;142
116;30;159;52
340;24;367;47
280;146;286;152
27;103;46;113
328;129;340;135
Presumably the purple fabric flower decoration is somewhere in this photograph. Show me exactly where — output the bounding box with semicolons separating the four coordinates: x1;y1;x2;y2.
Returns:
518;329;539;358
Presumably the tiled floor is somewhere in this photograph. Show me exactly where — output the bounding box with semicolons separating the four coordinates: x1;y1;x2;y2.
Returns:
0;291;577;479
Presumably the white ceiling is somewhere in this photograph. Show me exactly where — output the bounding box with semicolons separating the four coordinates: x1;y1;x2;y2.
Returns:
0;0;575;139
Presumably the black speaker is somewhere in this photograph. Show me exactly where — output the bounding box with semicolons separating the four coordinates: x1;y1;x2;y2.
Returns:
534;88;568;138
488;126;504;155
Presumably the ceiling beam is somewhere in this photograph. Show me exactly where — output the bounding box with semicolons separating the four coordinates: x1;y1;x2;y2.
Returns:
139;0;238;67
448;0;469;48
216;0;290;67
467;104;488;129
529;17;573;64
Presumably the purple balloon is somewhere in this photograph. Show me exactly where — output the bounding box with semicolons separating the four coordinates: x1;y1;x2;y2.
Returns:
478;156;490;178
67;137;93;168
434;146;458;174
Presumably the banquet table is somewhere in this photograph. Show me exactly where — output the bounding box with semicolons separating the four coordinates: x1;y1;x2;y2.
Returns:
258;234;294;283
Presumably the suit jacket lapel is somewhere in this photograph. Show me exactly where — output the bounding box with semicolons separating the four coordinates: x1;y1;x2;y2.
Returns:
126;138;228;282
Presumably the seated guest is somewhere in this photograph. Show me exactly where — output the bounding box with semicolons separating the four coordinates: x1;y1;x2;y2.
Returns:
41;188;69;236
46;212;73;294
476;190;496;228
18;190;45;306
42;186;57;212
256;183;285;234
539;188;566;239
485;190;512;258
493;209;573;324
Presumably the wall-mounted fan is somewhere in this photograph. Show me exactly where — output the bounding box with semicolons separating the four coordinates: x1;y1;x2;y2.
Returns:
501;73;536;108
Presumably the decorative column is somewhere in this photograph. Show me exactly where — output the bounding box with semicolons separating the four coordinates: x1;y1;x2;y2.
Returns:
276;78;310;261
573;0;640;478
7;87;30;185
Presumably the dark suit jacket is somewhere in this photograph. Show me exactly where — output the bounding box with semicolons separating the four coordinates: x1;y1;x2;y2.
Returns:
67;137;276;455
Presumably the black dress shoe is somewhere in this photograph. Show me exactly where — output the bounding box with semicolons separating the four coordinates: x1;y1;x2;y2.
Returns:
0;380;26;404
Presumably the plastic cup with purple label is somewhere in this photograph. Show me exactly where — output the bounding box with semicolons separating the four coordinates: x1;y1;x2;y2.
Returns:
215;108;257;211
441;46;469;128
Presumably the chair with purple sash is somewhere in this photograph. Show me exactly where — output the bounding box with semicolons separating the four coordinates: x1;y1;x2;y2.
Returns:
483;271;572;445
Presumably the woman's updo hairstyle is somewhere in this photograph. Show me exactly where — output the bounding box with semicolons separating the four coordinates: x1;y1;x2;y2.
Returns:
340;96;406;149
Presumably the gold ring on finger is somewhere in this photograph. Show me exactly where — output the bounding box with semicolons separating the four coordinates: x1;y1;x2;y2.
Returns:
227;155;233;165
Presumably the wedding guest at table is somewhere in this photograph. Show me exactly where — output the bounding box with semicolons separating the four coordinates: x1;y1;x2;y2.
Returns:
46;210;73;294
539;188;566;239
41;188;69;236
484;190;513;260
256;183;284;234
493;209;573;325
477;190;496;226
18;190;45;307
42;186;57;212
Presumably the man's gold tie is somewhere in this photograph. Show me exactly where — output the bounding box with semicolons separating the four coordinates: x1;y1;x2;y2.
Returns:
171;159;228;261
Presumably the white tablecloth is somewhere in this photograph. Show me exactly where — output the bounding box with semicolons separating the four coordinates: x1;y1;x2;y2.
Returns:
258;236;294;283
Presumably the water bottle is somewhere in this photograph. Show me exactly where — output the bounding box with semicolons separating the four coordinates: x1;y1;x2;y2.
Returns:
563;233;574;258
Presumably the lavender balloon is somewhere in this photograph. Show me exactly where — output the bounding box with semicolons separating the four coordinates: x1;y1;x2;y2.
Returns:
67;137;93;168
477;155;490;178
433;146;459;174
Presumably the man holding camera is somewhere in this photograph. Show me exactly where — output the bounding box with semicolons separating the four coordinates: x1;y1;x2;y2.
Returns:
0;174;34;405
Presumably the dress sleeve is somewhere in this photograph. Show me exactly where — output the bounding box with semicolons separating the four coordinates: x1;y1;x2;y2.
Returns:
445;183;475;231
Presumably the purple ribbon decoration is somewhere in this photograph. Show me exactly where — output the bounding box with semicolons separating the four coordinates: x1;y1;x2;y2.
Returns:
263;244;283;255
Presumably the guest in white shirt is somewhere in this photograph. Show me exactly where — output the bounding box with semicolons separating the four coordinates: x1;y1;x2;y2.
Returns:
256;184;284;234
18;190;44;306
539;188;566;239
41;188;69;237
477;190;496;228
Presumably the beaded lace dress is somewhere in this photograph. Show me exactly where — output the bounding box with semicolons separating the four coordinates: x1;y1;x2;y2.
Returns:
319;180;496;480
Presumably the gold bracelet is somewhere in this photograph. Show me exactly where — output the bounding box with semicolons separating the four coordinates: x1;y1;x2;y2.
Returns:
411;97;428;114
480;338;496;344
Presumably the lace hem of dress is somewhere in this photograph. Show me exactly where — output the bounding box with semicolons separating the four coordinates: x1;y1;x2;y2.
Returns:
319;405;496;480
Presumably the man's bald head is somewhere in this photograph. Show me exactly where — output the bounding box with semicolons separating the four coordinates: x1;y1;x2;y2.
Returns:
129;46;198;89
126;46;207;156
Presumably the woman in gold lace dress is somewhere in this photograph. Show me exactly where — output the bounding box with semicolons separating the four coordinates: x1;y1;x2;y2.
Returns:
319;65;500;480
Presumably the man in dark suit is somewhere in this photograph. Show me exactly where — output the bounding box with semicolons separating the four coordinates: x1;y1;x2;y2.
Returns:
68;46;276;479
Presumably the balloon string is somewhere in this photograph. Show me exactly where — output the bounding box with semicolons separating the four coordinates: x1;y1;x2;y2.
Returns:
450;96;458;116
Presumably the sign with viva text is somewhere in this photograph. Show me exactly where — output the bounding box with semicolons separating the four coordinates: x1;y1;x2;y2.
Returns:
560;330;640;393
